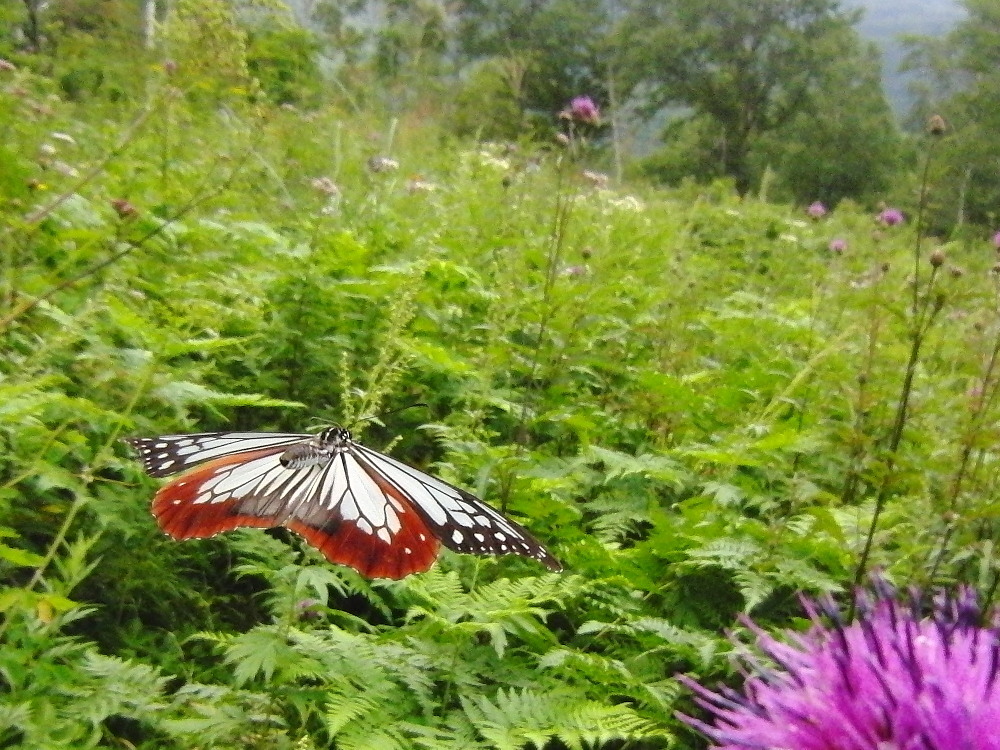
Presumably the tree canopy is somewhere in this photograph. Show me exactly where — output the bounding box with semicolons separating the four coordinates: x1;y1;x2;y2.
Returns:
904;0;1000;228
616;0;863;193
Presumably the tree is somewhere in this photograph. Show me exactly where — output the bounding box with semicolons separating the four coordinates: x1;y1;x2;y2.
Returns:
757;33;903;205
618;0;860;194
454;0;612;119
902;0;1000;229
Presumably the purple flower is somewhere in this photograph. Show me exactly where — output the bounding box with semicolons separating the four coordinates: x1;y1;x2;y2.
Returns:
678;580;1000;750
807;201;827;219
562;96;600;125
992;231;1000;249
828;238;847;254
878;207;905;226
295;598;323;621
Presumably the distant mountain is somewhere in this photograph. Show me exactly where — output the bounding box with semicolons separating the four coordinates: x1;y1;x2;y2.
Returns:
845;0;966;114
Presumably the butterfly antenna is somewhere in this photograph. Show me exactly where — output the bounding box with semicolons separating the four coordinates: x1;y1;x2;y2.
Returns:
356;403;429;427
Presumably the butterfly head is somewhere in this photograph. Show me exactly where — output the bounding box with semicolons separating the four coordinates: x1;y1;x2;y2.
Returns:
318;426;352;446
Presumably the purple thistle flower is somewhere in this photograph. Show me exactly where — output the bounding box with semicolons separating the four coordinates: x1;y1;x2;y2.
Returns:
295;598;323;621
828;238;847;254
678;580;1000;750
878;207;905;226
562;96;600;125
992;230;1000;249
807;201;827;219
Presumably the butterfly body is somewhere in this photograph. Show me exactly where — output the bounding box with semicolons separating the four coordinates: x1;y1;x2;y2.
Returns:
279;427;350;470
125;428;560;579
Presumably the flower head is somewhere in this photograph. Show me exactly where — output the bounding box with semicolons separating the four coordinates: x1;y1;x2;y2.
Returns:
367;156;399;174
581;169;609;188
678;579;1000;750
406;176;437;193
991;231;1000;250
878;207;905;226
807;201;827;219
310;176;340;196
295;598;323;621
561;96;600;125
110;198;138;219
828;238;847;254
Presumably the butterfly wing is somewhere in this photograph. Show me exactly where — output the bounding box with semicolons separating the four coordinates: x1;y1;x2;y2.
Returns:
126;433;439;578
126;431;560;577
350;443;562;572
124;432;308;477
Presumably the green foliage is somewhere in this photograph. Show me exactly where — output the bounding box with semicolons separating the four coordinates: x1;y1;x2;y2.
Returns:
901;0;1000;229
619;0;863;194
449;59;529;141
246;25;324;106
455;0;611;116
756;38;904;205
162;0;264;104
2;23;999;750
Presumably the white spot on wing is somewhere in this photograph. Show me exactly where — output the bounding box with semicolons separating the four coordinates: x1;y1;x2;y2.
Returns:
386;510;401;534
344;456;387;527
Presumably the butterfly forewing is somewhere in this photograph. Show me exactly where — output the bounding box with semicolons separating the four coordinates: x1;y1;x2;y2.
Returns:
126;428;560;578
351;443;562;572
124;432;308;477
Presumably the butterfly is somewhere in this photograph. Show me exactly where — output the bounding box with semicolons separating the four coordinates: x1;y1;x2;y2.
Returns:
124;426;561;579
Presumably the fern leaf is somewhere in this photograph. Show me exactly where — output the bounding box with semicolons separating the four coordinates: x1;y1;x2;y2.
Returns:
462;688;669;750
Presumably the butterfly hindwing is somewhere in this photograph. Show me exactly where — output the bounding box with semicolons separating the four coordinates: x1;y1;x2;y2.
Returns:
145;441;439;578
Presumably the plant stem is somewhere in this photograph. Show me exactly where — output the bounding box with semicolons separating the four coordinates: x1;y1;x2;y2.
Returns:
851;137;940;599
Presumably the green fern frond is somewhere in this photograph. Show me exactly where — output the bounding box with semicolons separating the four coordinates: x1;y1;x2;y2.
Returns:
686;537;762;570
324;687;384;736
461;688;670;750
732;569;773;612
585;445;687;485
336;723;412;750
80;653;170;717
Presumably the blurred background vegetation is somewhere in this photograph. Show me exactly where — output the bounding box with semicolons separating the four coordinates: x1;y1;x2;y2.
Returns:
3;0;996;229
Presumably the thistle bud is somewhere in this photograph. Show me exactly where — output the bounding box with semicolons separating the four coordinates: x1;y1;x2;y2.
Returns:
927;114;947;136
111;198;138;218
929;248;946;267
